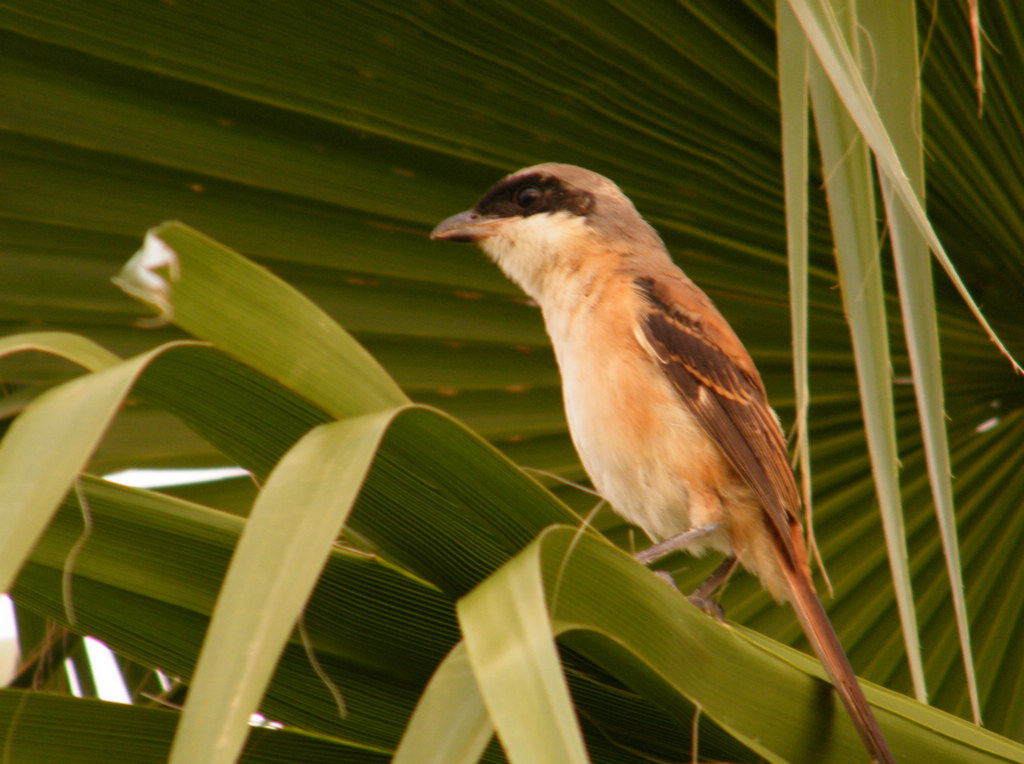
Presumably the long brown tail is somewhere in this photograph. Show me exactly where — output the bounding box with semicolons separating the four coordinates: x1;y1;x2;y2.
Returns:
780;554;895;763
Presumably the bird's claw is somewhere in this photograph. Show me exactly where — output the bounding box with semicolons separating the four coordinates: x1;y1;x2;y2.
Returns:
652;569;678;588
687;594;725;622
651;569;725;621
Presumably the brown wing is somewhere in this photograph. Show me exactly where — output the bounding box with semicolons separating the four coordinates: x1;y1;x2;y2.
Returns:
634;275;801;562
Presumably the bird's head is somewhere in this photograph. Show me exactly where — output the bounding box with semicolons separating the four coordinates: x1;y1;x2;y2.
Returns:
431;163;663;300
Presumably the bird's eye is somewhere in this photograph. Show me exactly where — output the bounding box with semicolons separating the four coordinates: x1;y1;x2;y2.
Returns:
514;184;542;210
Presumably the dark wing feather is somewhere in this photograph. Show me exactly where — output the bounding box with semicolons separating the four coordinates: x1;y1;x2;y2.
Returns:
636;277;896;764
635;276;801;562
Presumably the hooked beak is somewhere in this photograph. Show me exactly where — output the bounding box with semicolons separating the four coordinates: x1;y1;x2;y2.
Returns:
430;210;504;242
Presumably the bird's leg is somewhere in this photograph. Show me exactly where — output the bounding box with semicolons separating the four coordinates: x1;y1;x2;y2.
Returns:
634;524;718;564
686;556;738;621
689;555;738;599
635;528;734;621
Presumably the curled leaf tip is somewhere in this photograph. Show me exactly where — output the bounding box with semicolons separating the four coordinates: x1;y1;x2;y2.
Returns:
112;229;181;327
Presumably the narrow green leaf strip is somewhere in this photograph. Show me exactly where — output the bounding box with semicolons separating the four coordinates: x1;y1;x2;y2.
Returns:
537;527;1023;763
392;642;494;764
169;406;409;764
457;535;590;764
0;340;202;592
786;0;1021;373
0;331;122;372
115;222;409;419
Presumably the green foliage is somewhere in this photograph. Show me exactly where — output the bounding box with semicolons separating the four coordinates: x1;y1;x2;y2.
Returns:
0;224;1016;761
2;0;1024;761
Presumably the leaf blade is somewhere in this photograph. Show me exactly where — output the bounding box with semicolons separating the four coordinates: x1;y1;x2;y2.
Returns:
169;409;405;764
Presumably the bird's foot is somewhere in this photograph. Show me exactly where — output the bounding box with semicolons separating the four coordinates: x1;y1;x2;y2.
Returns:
687;593;725;622
652;569;678;588
649;569;724;621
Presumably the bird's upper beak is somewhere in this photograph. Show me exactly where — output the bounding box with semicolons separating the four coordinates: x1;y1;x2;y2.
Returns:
430;210;504;242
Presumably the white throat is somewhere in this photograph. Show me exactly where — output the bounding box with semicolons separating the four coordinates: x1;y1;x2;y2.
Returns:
478;211;590;302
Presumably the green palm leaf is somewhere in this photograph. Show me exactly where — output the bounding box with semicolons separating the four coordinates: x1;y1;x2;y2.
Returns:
2;1;1024;760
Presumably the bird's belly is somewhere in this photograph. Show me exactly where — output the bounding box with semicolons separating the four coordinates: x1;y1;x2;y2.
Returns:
557;333;734;552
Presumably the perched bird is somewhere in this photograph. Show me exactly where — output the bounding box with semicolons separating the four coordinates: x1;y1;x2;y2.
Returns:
432;163;894;763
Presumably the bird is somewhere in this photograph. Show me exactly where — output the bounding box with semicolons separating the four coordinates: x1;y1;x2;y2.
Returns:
431;163;895;763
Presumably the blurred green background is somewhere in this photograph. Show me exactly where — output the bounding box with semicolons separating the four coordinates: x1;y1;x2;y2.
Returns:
3;0;1024;755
